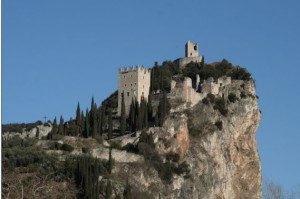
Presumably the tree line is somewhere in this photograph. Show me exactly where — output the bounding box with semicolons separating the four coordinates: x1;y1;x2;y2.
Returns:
49;91;170;140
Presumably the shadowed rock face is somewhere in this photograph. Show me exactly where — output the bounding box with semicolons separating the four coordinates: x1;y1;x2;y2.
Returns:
107;79;261;199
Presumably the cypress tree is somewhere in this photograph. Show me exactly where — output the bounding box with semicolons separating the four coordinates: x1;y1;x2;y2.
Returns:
105;180;112;199
97;109;101;136
155;113;159;127
90;97;95;112
100;105;106;135
58;115;64;135
108;110;113;140
200;55;205;67
123;180;132;199
120;93;126;135
91;102;98;138
134;99;139;131
76;102;81;126
53;117;57;126
144;100;148;128
81;111;84;123
49;117;58;139
92;112;98;138
89;98;98;138
147;94;153;122
108;147;113;174
158;91;169;126
137;98;144;130
128;99;136;132
84;109;90;138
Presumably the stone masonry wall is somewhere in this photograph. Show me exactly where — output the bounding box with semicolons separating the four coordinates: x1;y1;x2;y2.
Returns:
117;66;151;116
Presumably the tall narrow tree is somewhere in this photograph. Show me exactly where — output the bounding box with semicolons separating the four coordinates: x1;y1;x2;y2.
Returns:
158;91;169;126
108;110;113;139
120;93;126;135
128;99;136;132
58;115;64;135
134;99;139;131
84;109;90;138
108;147;113;174
52;117;58;135
123;180;132;199
76;102;81;126
105;180;112;199
147;94;153;122
144;100;148;128
100;106;106;135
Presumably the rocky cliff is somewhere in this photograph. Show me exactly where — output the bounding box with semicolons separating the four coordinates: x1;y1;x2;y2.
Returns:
103;78;261;199
2;74;261;199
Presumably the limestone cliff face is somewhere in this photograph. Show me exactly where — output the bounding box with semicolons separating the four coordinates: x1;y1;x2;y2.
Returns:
184;80;261;199
108;78;261;199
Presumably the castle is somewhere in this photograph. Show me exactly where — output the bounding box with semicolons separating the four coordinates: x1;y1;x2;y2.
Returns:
117;66;151;116
117;41;202;116
179;40;203;68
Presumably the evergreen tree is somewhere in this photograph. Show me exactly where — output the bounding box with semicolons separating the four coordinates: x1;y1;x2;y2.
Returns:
134;99;139;131
155;112;159;127
123;180;132;199
147;94;153;122
144;100;148;128
74;156;101;199
120;93;126;135
100;106;106;135
128;99;136;132
108;147;113;174
200;55;205;67
58;115;64;135
158;91;169;126
137;98;144;130
97;109;102;136
89;97;98;138
84;109;90;138
76;102;81;126
48;117;58;139
108;110;113;140
53;117;57;126
105;180;112;199
92;111;98;138
90;97;95;112
81;111;84;133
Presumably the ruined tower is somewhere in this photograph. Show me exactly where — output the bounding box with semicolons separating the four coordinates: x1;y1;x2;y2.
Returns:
179;40;202;68
185;40;199;57
117;66;151;116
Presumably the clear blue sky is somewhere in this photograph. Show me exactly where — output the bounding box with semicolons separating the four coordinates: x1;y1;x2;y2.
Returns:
3;0;300;192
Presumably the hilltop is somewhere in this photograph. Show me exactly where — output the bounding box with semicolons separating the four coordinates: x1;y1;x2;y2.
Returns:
2;46;261;198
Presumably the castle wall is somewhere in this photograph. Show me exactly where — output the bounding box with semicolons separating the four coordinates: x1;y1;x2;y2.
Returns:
117;66;151;116
179;56;202;69
137;68;151;104
201;78;220;95
217;76;231;87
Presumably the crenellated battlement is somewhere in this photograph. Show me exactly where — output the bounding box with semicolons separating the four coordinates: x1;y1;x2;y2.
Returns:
119;65;151;74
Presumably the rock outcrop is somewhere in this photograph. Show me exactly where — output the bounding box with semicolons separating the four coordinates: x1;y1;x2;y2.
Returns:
2;76;261;199
105;78;261;199
2;124;52;140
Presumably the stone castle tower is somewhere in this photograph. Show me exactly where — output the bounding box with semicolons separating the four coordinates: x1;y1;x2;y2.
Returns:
185;40;199;57
179;40;202;68
117;66;151;116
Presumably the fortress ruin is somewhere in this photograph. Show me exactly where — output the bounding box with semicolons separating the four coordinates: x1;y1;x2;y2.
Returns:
117;66;151;116
179;40;203;68
117;41;204;116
